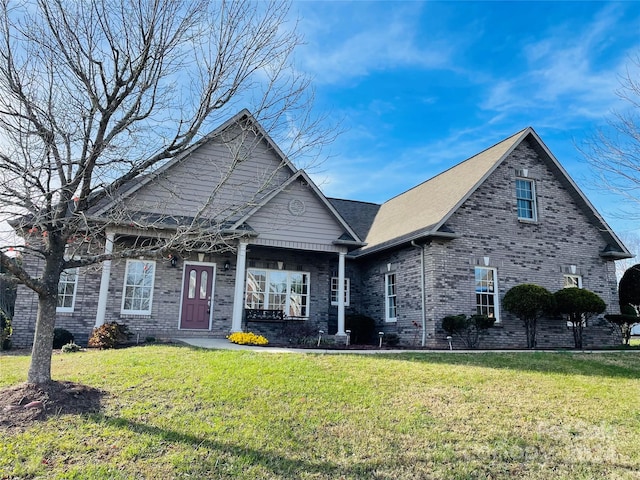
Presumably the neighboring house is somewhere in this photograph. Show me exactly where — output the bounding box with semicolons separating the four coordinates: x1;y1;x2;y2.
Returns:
11;111;632;349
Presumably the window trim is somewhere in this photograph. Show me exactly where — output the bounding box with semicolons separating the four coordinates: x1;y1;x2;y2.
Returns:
56;268;79;313
516;177;537;221
563;274;582;289
385;273;397;323
330;277;350;306
245;268;311;317
475;266;500;323
121;259;156;315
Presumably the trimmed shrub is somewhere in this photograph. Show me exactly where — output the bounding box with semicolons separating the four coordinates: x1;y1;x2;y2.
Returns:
554;288;606;349
503;284;554;348
88;322;131;349
384;333;400;347
345;314;377;345
53;328;75;349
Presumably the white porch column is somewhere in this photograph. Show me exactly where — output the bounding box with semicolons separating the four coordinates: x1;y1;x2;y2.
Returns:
230;240;248;333
336;250;347;336
94;231;115;327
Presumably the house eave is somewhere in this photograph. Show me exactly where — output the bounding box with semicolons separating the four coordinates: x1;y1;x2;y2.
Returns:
600;251;633;260
350;229;460;258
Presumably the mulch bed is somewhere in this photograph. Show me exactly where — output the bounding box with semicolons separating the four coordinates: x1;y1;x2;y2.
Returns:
0;381;104;431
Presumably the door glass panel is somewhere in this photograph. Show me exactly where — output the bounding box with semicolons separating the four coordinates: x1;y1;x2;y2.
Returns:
200;271;208;299
188;270;196;299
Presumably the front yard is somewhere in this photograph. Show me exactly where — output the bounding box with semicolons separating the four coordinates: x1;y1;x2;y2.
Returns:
1;345;640;479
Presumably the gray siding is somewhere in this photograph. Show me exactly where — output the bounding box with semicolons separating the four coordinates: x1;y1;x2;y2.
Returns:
249;180;346;250
124;127;293;223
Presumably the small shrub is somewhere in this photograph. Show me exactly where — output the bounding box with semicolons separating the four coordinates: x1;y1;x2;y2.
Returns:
282;321;319;346
227;331;269;346
61;342;82;353
53;328;75;349
2;338;11;350
442;314;495;349
88;322;131;349
145;336;156;343
384;333;400;347
345;313;377;345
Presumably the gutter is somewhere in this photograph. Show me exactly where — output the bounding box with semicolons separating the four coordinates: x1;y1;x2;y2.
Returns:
411;240;427;347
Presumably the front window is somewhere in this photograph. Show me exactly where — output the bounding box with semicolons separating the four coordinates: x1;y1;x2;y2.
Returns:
331;277;350;306
475;267;499;322
57;268;78;313
385;273;397;322
516;178;537;221
121;260;155;315
245;269;309;317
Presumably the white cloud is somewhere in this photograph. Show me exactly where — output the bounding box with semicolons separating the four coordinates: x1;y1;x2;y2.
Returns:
295;3;453;85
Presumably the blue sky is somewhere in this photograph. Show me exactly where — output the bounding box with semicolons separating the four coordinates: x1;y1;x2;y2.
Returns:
290;1;640;238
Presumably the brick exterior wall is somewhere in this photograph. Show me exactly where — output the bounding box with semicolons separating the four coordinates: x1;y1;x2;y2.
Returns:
12;244;342;348
356;139;621;349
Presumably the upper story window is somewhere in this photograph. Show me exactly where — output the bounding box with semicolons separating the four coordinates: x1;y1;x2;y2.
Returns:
516;178;537;221
385;273;397;322
475;267;499;322
121;260;156;315
331;277;350;306
245;269;309;317
57;268;78;313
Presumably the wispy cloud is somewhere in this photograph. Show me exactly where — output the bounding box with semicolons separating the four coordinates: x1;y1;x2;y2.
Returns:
480;4;637;123
295;3;453;85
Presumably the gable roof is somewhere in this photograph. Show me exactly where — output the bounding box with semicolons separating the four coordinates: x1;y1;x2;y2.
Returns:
91;109;297;217
231;170;364;245
328;198;381;241
350;127;631;258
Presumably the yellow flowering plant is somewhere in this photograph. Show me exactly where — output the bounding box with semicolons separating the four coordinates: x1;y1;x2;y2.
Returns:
227;331;269;346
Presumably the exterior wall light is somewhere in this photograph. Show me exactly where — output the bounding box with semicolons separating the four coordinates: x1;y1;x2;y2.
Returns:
224;261;231;271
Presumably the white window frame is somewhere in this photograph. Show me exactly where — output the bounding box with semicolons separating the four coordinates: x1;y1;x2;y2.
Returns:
385;273;397;323
331;277;350;306
245;268;310;317
475;267;499;322
563;274;582;289
121;259;156;315
57;268;79;313
563;274;585;326
516;177;537;221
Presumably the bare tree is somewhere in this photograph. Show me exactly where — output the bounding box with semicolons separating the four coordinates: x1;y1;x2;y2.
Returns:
0;0;331;384
582;54;640;220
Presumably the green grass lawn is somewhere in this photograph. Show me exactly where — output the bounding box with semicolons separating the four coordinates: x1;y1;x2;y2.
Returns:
1;346;640;479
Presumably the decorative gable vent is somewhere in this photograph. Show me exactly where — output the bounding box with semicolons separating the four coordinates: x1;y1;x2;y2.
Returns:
299;178;309;187
515;168;529;178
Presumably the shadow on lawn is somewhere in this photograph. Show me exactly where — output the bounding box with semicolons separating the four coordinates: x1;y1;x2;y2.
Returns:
368;351;640;380
87;414;377;477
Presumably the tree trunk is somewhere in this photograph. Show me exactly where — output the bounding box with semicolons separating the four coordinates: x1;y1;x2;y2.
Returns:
525;318;537;349
27;292;58;383
572;322;584;350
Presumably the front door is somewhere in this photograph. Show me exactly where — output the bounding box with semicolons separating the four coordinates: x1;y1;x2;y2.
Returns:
180;264;215;329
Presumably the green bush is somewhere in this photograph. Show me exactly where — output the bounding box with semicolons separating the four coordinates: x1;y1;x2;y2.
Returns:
53;328;75;349
384;333;400;347
345;314;377;345
61;342;82;353
503;283;554;348
88;322;131;349
554;287;606;349
442;314;495;349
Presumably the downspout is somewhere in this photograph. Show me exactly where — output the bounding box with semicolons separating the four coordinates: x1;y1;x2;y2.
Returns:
411;240;427;347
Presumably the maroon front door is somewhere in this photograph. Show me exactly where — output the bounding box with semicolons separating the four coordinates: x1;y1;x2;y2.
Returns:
180;264;215;329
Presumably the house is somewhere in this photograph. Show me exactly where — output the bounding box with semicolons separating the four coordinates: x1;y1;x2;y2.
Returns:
11;110;632;349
